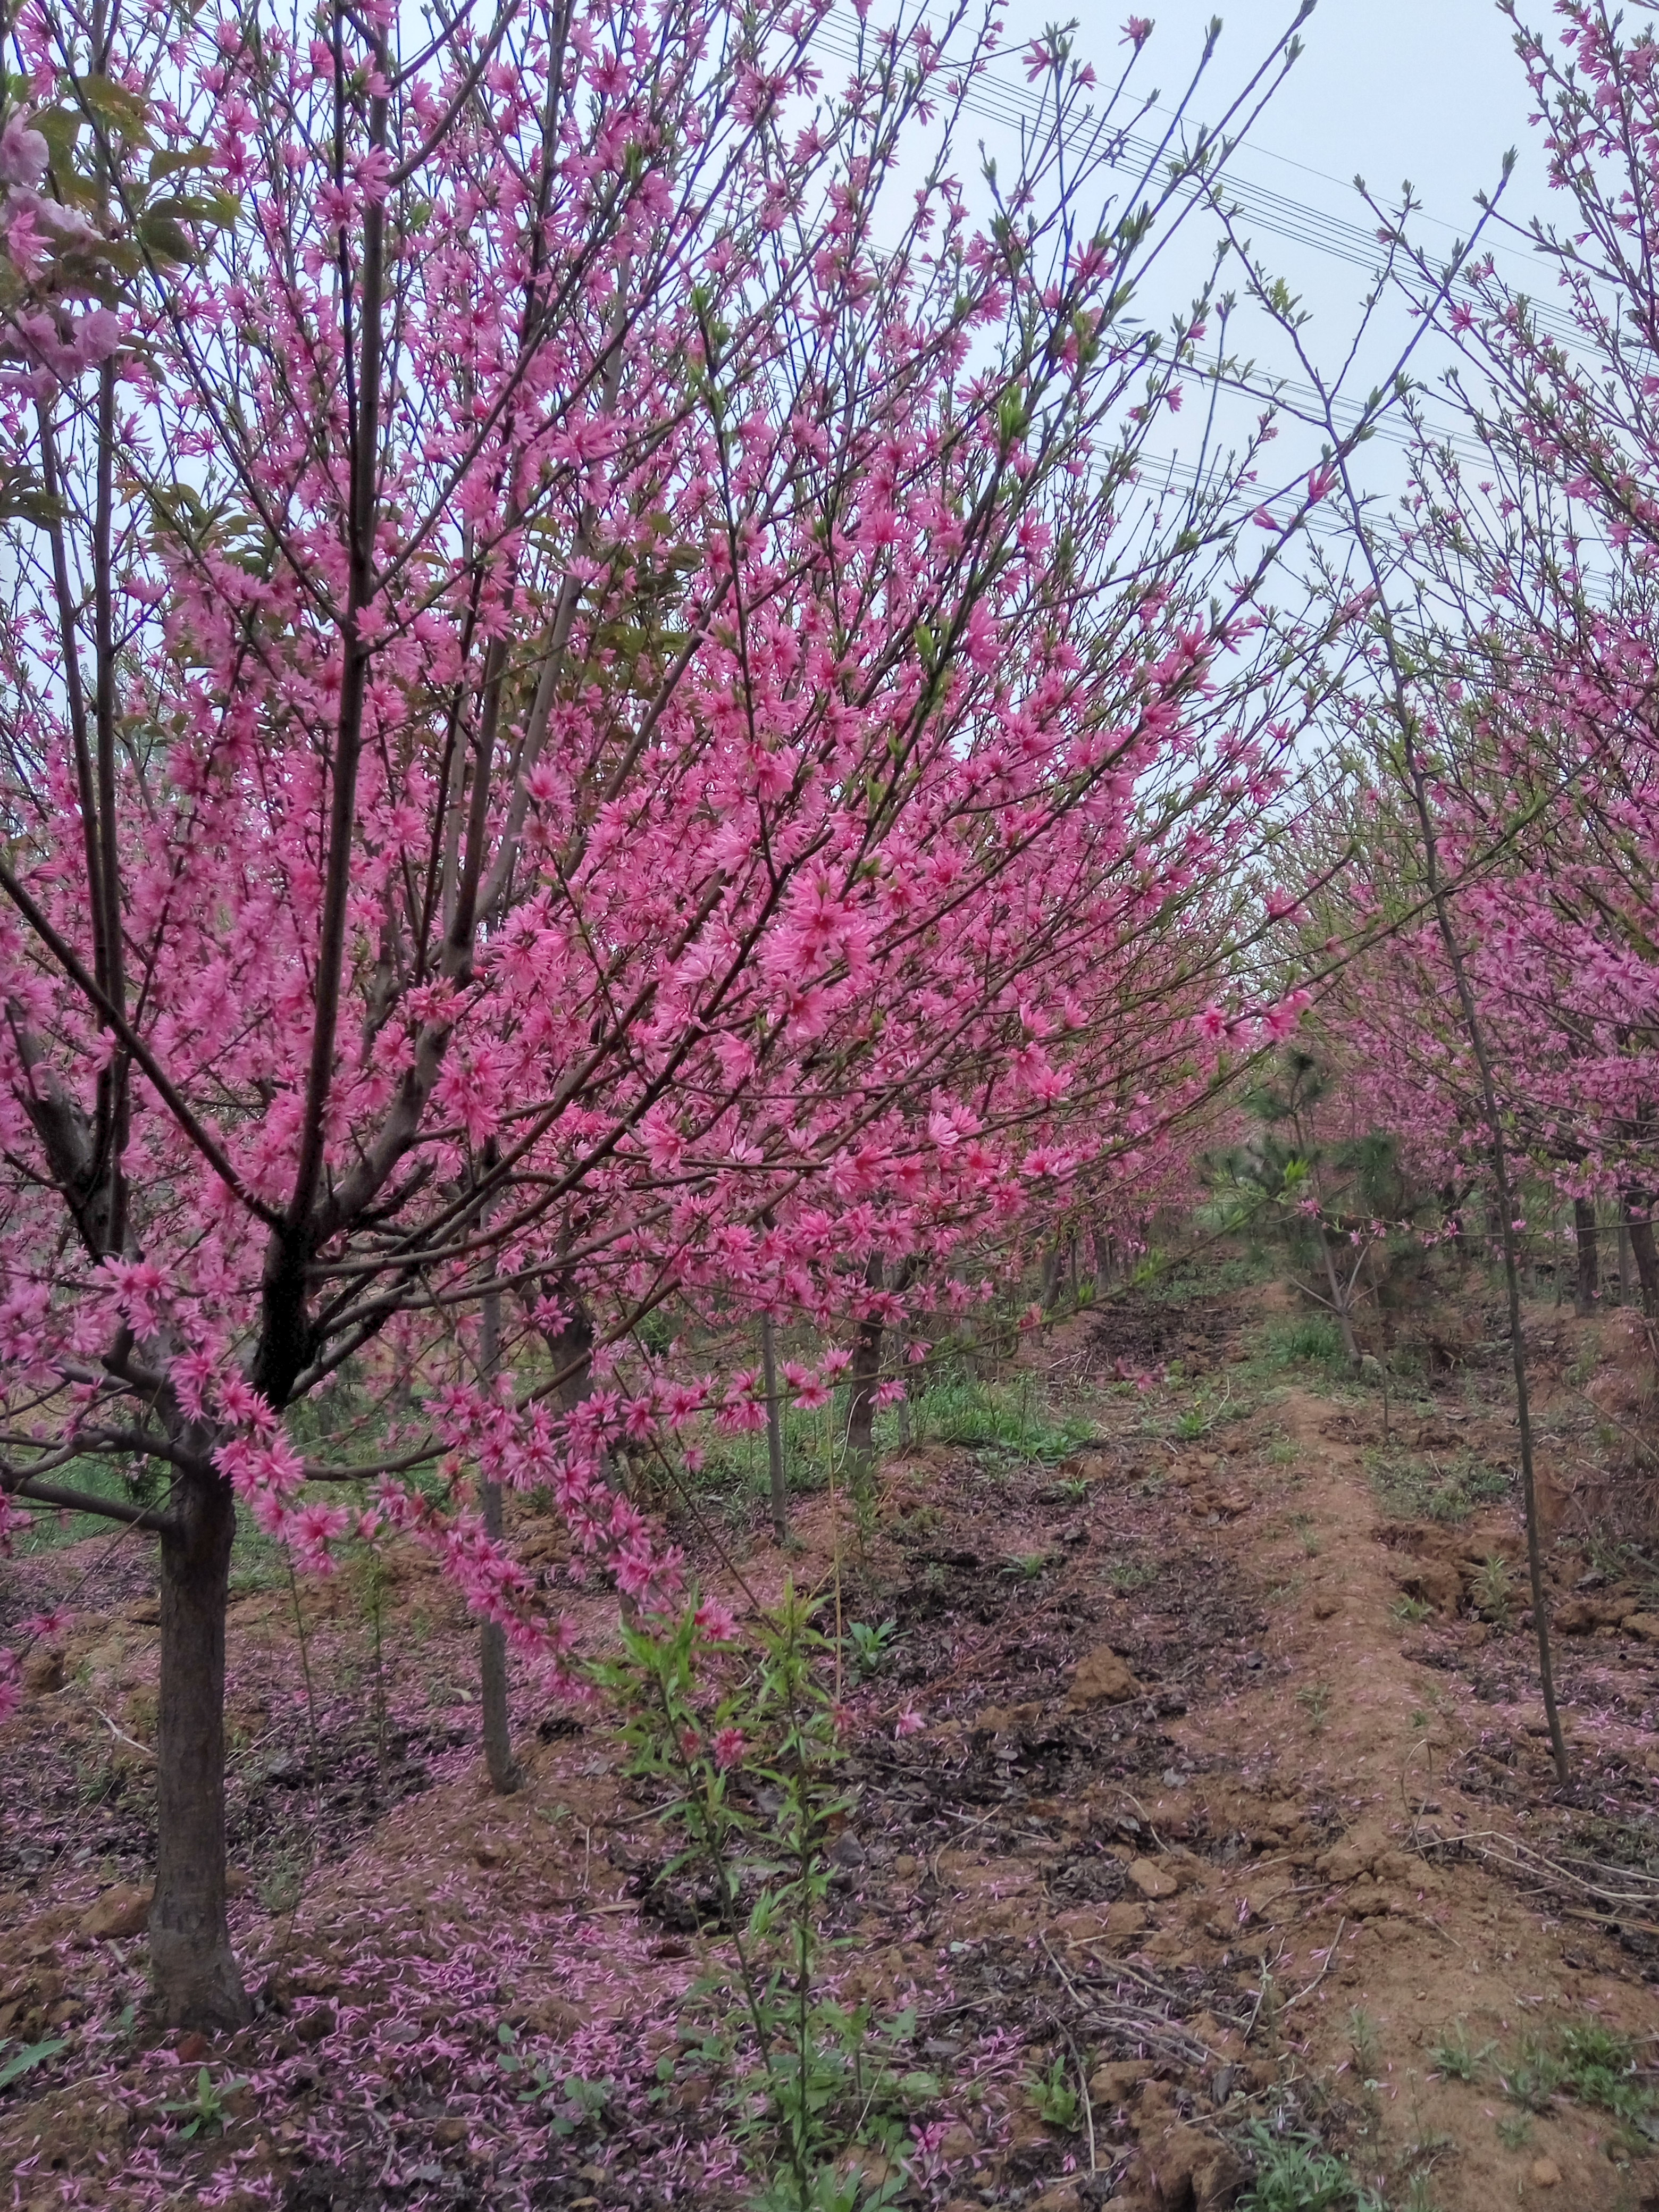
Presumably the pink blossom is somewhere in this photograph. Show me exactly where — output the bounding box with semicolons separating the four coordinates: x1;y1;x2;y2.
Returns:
694;1597;739;1642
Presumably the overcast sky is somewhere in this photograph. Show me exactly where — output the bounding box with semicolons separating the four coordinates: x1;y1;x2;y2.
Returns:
874;0;1563;515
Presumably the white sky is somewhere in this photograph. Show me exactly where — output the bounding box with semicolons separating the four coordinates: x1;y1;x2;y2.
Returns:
848;0;1564;516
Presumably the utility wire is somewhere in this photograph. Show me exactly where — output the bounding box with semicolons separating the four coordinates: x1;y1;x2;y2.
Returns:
811;6;1588;353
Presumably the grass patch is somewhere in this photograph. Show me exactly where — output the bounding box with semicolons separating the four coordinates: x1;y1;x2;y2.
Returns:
1428;2023;1493;2083
902;1373;1094;1463
1362;1444;1510;1524
1236;2122;1382;2212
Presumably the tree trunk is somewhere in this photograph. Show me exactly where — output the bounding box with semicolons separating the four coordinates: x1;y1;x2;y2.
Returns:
846;1258;885;1480
1038;1241;1062;1311
1092;1224;1112;1300
1618;1216;1633;1305
479;1506;520;1794
1574;1197;1599;1317
1316;1224;1361;1365
1624;1201;1659;1320
152;1471;250;2030
847;1323;883;1475
760;1312;789;1542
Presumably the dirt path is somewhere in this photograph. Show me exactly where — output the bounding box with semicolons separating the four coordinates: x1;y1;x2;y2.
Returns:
1147;1356;1659;2212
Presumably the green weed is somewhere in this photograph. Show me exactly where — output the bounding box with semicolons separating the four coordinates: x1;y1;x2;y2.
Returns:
904;1374;1092;1462
1427;2023;1493;2084
846;1619;898;1679
1236;2122;1382;2212
1363;1445;1509;1525
1498;2038;1561;2114
162;2065;247;2139
1297;1680;1333;1731
1024;2055;1080;2133
1471;1556;1515;1628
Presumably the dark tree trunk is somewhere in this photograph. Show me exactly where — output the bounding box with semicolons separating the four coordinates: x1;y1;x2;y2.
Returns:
1624;1201;1659;1320
760;1313;789;1541
479;1504;520;1793
1038;1241;1062;1311
1092;1224;1112;1300
846;1256;886;1477
1574;1197;1599;1317
847;1332;882;1472
479;1269;520;1794
152;1471;249;2029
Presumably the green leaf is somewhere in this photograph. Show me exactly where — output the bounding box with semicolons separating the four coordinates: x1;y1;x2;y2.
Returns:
0;2036;68;2091
138;211;194;264
148;146;213;182
77;72;152;139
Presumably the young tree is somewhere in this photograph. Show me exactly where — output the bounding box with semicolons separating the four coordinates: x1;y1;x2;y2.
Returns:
0;0;1341;2027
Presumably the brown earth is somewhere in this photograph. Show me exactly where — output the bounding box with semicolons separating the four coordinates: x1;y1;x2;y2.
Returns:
1;1270;1656;2210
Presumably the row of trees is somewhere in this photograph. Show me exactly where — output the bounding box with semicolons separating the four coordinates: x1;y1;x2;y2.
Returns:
7;0;1657;2035
1264;0;1659;1334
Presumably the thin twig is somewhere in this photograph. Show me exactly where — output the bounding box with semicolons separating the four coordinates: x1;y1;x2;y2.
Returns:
1283;1917;1345;2009
91;1705;156;1763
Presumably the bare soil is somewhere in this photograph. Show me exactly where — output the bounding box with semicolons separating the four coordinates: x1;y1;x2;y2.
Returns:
2;1272;1656;2211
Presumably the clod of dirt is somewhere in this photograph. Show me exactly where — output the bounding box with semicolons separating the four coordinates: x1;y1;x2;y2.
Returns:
1624;1612;1659;1641
1067;1646;1141;1706
1530;2160;1562;2188
1394;1559;1462;1614
76;1882;152;1940
1126;1857;1179;1899
21;1647;64;1696
1126;2122;1244;2212
1553;1595;1638;1634
1090;2059;1148;2105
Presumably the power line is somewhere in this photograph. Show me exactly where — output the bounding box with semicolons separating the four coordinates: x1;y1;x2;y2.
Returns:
810;7;1588;353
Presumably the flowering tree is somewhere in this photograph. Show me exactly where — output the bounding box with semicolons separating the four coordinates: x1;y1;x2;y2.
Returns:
1273;0;1659;1320
0;0;1344;2027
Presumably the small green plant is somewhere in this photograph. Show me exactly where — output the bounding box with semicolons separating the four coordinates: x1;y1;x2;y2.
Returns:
1236;2121;1382;2212
1347;2006;1382;2088
543;2071;615;2137
162;2065;246;2139
1297;1680;1333;1731
903;1372;1091;1463
1001;1551;1049;1581
1555;2022;1656;2124
1107;1559;1154;1593
846;1619;898;1679
1498;2038;1561;2114
0;2035;66;2092
1494;2112;1532;2152
1025;2054;1080;2133
1471;1555;1515;1628
598;1586;931;2212
1392;1595;1432;1626
1271;1314;1347;1367
1428;2023;1493;2084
